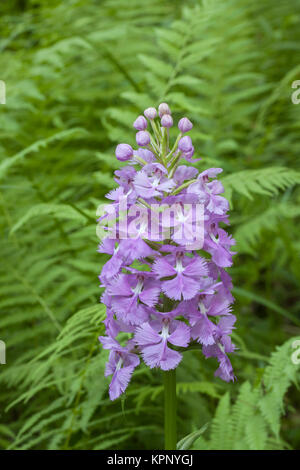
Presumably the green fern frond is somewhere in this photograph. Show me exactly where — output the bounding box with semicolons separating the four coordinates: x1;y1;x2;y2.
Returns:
222;167;300;205
209;392;233;450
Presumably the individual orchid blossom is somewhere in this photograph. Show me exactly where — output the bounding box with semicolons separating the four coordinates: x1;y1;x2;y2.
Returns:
99;336;139;400
98;104;236;411
152;251;208;301
135;318;190;370
133;163;175;199
105;272;160;325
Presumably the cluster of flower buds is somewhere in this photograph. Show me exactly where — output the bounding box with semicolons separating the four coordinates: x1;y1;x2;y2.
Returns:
98;104;236;400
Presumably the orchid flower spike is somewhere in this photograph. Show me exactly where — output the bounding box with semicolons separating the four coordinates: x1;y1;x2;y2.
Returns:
99;103;236;400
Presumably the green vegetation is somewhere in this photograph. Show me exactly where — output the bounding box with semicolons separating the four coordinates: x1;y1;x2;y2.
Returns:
0;0;299;450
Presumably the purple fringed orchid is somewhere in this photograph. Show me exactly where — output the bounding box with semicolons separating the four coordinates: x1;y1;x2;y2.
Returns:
99;336;140;400
135;318;190;370
98;104;236;400
153;251;208;301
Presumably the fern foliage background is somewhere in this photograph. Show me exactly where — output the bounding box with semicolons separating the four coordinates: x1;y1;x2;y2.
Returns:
0;0;299;450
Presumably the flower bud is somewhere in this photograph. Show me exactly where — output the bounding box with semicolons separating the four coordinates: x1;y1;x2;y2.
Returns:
136;130;151;147
158;102;171;118
115;143;133;161
144;107;157;120
178;117;193;133
161;114;173;128
133;115;147;131
178;136;193;153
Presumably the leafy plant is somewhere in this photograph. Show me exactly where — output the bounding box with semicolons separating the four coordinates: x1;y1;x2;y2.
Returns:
192;338;300;450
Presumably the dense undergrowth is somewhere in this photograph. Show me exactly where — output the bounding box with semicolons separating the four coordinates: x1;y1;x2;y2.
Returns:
0;0;299;450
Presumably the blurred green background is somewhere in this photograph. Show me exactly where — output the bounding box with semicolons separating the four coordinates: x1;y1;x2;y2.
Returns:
0;0;300;450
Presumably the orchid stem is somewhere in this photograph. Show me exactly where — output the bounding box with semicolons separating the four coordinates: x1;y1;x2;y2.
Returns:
163;368;177;450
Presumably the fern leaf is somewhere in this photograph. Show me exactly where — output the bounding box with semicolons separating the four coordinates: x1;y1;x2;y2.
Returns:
222;167;300;205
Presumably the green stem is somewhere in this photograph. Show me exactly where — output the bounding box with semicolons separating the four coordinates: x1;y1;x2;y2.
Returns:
166;132;182;163
163;368;177;450
161;127;168;165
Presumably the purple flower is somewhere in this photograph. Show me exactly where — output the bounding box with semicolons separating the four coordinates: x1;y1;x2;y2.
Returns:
103;308;135;338
104;186;137;209
136;130;150;146
173;165;198;185
99;238;154;283
188;292;234;346
133;163;175;198
161;114;173;128
135;318;190;370
133;115;147;130
178;136;193;153
99;336;139;400
98;103;237;400
115;144;133;161
159;200;203;248
204;226;236;268
133;148;155;164
188;169;229;215
98;238;124;282
114;166;137;191
107;273;160;325
158;102;171;118
153;251;208;300
178;117;193;133
144;107;157;120
182;145;197;162
202;316;236;382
